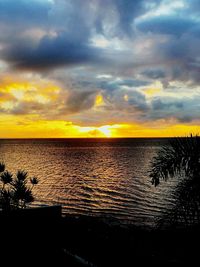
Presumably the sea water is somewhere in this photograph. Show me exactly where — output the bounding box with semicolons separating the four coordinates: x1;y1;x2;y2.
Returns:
0;138;178;226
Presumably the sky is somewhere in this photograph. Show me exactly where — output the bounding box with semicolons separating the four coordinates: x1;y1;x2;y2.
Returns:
1;0;200;138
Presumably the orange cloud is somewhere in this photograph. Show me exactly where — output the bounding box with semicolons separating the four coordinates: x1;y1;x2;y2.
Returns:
0;76;200;138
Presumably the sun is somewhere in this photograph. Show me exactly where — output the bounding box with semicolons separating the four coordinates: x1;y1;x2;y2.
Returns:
98;125;112;137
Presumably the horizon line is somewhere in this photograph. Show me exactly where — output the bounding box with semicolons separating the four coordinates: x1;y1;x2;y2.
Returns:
0;136;192;139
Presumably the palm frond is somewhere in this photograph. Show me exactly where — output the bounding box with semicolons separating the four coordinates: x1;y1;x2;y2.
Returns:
0;171;13;185
30;177;39;185
0;162;5;173
16;170;28;181
23;189;34;204
150;135;200;186
0;167;39;210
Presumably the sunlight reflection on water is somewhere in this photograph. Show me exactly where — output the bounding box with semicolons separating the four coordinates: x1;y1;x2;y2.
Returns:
0;138;177;226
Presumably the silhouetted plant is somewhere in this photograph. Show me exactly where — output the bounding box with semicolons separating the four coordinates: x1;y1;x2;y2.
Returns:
1;171;13;189
0;162;5;173
150;134;200;227
0;162;39;211
30;176;39;188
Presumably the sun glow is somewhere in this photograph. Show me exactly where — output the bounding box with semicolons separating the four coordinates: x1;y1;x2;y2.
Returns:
143;87;161;96
124;94;129;101
98;125;112;137
77;124;118;137
0;78;61;103
1;101;15;110
95;94;104;106
1;115;200;138
9;89;24;100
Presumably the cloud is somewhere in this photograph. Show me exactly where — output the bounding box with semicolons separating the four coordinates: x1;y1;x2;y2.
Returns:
0;0;103;70
1;0;200;131
94;0;143;37
137;16;196;36
2;31;101;70
97;78;149;92
146;95;200;123
0;0;162;71
0;75;100;120
142;69;166;79
102;87;148;115
65;90;97;113
112;0;145;37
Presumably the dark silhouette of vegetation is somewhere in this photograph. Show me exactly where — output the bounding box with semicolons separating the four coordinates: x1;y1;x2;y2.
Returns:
150;134;200;227
0;162;39;211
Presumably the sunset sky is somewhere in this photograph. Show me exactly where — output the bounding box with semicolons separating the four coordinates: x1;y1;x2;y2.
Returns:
1;0;200;137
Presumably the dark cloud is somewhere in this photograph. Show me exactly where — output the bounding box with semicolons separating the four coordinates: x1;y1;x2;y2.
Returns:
117;79;149;87
0;0;104;70
0;0;163;71
95;0;162;37
11;101;44;115
65;90;97;113
125;91;148;111
149;35;200;86
97;79;149;92
158;38;188;60
2;31;101;70
137;16;196;36
0;0;99;70
142;69;166;79
145;95;200;123
94;0;142;37
114;0;144;37
102;88;148;114
152;98;183;110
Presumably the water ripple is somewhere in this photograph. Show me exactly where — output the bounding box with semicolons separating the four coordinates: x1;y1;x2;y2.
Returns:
0;138;176;226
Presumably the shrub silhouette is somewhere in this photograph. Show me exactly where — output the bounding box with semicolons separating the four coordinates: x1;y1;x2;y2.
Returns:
150;134;200;227
0;162;39;211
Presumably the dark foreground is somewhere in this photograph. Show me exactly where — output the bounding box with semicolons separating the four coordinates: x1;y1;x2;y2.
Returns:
1;206;200;266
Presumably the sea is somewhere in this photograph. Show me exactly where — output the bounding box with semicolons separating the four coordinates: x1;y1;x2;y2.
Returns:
0;138;178;227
